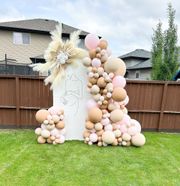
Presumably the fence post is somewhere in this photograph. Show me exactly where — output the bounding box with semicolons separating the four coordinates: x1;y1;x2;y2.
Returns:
15;77;20;127
158;82;168;131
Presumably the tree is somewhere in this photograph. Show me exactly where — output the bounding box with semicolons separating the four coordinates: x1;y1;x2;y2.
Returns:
163;3;178;80
151;3;179;80
151;21;163;80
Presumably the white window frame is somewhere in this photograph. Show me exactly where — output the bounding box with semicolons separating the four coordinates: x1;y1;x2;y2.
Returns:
13;32;31;45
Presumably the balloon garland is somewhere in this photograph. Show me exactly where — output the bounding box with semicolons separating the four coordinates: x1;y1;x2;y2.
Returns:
34;106;66;144
82;34;146;147
32;24;146;147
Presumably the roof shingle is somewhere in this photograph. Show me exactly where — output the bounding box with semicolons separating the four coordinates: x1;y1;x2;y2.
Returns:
0;18;89;36
120;49;151;59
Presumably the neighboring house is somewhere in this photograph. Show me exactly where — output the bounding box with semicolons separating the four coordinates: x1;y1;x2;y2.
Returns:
119;49;152;80
0;18;88;75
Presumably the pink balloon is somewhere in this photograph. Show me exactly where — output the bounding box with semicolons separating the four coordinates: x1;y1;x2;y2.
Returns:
59;135;65;143
85;34;100;50
112;76;126;88
86;99;97;110
89;133;98;142
101;118;110;125
92;58;101;68
48;106;62;115
131;119;141;132
119;124;127;133
117;114;131;126
127;126;138;136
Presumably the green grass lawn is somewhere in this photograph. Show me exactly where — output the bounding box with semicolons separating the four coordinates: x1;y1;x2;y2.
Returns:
0;130;179;186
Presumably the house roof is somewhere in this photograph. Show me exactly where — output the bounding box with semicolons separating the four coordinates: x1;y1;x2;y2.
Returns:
0;18;89;37
120;49;151;59
127;59;152;70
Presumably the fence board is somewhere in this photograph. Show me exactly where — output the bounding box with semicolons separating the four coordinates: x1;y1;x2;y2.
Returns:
0;75;179;131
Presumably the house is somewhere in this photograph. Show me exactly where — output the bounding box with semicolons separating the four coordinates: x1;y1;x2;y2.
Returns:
120;49;152;80
0;18;88;75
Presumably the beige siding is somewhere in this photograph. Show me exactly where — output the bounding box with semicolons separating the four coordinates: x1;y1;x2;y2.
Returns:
0;30;51;64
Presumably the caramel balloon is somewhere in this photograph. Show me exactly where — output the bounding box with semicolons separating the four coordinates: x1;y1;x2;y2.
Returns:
98;40;108;49
88;107;102;123
97;77;106;88
112;87;127;102
89;49;96;59
35;109;49;123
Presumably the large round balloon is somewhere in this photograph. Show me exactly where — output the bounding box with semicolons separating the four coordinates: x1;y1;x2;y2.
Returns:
112;87;127;102
131;133;146;147
104;57;126;76
35;109;49;123
102;131;115;144
112;76;126;88
85;34;100;50
110;109;124;123
88;107;102;123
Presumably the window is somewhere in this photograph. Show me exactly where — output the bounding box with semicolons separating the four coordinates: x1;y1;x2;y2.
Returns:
13;32;30;45
135;71;140;78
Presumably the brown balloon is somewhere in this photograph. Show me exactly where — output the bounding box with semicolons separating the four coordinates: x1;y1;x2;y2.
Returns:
85;121;94;130
89;77;97;84
97;77;106;88
88;107;102;123
96;53;101;59
98;40;108;49
56;121;65;129
89;49;96;59
83;130;90;138
112;87;127;102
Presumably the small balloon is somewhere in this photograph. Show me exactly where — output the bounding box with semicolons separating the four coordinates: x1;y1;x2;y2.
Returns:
92;58;101;68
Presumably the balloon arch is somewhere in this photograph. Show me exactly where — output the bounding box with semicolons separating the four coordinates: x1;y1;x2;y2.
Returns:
32;25;146;147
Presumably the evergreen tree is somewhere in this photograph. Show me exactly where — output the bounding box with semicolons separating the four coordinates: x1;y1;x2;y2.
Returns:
163;3;178;80
151;21;163;80
151;3;179;80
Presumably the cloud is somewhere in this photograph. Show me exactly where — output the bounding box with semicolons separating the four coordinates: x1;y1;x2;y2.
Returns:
0;0;180;55
0;6;25;22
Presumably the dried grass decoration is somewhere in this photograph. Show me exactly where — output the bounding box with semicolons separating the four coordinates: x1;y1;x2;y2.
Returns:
31;24;86;89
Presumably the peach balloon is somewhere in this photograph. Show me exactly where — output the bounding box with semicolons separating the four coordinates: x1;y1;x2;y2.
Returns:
88;108;102;123
97;77;106;88
112;87;127;102
98;39;108;49
35;109;49;123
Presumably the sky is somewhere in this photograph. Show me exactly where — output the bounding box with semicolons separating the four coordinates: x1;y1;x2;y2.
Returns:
0;0;180;56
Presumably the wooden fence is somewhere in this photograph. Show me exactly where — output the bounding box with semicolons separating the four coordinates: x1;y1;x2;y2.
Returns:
0;75;179;132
